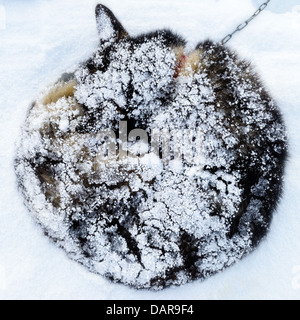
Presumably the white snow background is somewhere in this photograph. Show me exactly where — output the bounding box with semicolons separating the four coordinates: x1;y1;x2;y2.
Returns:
0;0;300;300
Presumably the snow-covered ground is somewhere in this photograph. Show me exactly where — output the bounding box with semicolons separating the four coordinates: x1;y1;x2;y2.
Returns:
0;0;300;300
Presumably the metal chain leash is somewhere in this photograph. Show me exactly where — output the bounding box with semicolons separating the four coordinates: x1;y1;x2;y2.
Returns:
221;0;271;45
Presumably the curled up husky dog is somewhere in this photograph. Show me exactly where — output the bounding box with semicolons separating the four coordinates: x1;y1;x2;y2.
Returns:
15;4;287;290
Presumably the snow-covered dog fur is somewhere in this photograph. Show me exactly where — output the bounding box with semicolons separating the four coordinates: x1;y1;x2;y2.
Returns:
15;4;287;290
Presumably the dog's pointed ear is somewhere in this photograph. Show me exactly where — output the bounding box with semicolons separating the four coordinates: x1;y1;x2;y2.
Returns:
95;4;128;43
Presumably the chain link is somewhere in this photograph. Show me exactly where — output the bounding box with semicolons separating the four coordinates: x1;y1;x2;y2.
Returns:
221;0;271;45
